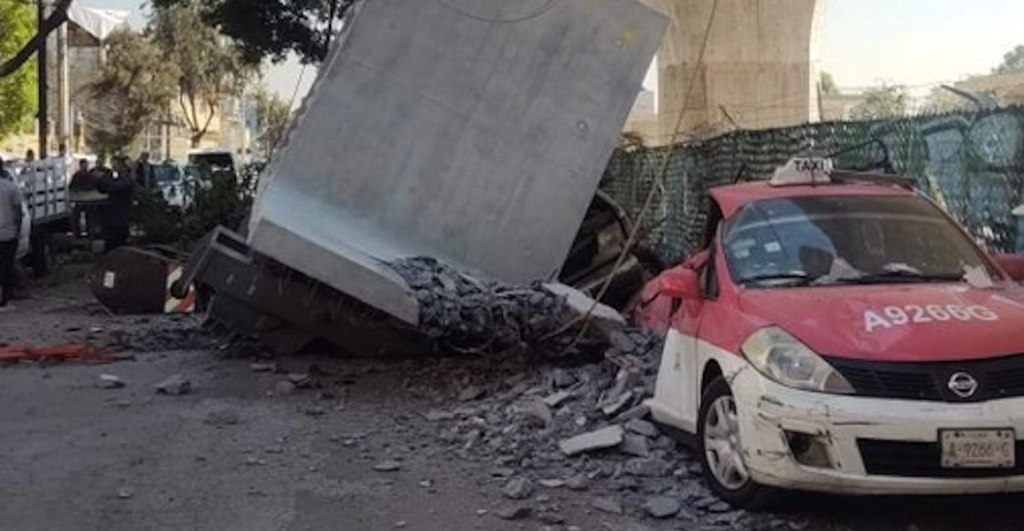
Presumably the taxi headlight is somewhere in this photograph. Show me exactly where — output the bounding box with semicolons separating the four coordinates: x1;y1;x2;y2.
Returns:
741;327;855;394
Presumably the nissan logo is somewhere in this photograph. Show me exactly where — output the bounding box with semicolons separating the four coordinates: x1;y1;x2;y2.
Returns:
948;372;979;398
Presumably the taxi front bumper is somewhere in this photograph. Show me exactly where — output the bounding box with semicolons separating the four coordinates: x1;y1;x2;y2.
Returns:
731;366;1024;495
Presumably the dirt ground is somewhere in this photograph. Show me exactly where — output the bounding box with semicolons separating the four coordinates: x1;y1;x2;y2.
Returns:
5;261;1024;531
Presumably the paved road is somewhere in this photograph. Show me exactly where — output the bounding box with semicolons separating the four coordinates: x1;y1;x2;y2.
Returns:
4;263;1024;531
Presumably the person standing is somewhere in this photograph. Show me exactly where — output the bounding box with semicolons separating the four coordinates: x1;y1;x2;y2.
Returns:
134;151;153;190
70;159;97;237
96;157;135;252
0;156;25;311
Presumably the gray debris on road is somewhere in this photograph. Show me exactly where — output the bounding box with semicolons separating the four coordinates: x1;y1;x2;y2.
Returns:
250;362;276;372
97;374;125;389
495;504;532;520
155;374;191;395
644;496;681;519
502;477;535;500
373;460;402;472
591;496;623;515
624;419;659;438
559;425;624;456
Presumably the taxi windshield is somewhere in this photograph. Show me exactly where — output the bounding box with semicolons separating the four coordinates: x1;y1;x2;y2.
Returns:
723;194;997;287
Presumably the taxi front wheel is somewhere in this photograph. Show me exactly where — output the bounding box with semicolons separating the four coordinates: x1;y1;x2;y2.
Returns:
698;377;780;509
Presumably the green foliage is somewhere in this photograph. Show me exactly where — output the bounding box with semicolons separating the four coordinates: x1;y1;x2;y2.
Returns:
994;45;1024;74
851;84;909;120
151;5;251;147
254;87;292;159
138;162;262;249
151;0;353;65
0;0;36;141
85;30;179;154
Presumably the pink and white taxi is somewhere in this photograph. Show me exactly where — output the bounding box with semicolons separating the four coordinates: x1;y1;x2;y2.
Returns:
635;159;1024;507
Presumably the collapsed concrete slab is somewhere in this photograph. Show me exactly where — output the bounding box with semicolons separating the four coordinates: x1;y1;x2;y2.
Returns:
248;0;667;324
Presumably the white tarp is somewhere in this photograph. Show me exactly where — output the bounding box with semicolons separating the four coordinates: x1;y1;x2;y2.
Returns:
67;5;130;41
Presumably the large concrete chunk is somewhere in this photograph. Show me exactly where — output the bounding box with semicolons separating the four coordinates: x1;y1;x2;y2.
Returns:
249;0;666;323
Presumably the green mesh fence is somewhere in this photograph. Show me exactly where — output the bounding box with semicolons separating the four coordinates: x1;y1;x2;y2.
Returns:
601;106;1024;263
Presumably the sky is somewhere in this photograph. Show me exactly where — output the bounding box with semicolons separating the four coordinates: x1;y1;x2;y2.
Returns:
82;0;1024;103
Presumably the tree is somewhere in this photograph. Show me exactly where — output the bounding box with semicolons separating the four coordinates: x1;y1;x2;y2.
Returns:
851;84;909;120
820;72;838;95
84;30;179;154
0;0;36;141
993;45;1024;74
152;0;353;65
254;87;291;159
152;5;250;148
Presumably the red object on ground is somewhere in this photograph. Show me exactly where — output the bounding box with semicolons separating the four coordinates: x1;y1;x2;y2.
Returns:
0;343;111;364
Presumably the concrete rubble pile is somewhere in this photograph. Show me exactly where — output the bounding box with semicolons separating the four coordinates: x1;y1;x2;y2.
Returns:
407;334;801;530
389;257;592;356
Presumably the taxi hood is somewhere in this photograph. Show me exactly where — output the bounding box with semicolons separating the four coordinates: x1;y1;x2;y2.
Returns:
738;283;1024;362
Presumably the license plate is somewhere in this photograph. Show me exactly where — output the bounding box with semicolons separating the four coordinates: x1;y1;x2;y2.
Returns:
940;429;1016;468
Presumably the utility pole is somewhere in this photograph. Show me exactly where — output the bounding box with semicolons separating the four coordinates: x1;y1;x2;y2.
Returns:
37;0;49;158
57;9;69;152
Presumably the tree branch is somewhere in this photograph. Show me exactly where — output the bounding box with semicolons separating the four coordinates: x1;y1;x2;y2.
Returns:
0;0;75;78
199;98;216;138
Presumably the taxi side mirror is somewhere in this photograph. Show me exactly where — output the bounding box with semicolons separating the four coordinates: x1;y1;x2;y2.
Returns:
992;253;1024;282
658;268;700;299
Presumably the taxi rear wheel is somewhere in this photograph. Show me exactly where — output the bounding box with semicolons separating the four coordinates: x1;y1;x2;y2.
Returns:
698;377;779;509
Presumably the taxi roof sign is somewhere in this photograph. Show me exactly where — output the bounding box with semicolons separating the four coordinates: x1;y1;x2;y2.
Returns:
770;157;833;186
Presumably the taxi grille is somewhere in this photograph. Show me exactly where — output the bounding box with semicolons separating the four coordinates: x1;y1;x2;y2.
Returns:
858;439;1024;478
827;354;1024;402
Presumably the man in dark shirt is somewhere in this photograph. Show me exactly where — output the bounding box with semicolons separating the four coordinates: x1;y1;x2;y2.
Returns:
96;157;135;252
70;159;97;238
134;151;153;190
70;159;94;191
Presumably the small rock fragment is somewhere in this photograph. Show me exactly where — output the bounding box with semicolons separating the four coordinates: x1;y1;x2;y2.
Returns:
373;460;402;472
538;478;564;488
117;484;133;499
559;425;624;456
609;330;637;353
591;496;623;515
250;362;276;372
97;374;125;389
619;434;651;457
495;505;532;520
520;398;553;427
542;391;571;407
599;391;633;416
539;512;566;524
624;418;659;438
459;385;485;402
565;473;589;491
645;496;681;518
155;374;191;395
204;405;240;427
288;373;312;388
624;457;671;477
502;477;534;500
